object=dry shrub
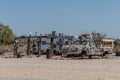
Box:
[113,45,120,53]
[0,45,13,53]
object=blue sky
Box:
[0,0,120,38]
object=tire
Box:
[81,51,86,59]
[104,51,109,58]
[89,55,92,59]
[79,53,83,59]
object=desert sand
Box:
[0,55,120,80]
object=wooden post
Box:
[37,37,41,57]
[27,36,30,55]
[51,37,54,50]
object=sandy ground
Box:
[0,55,120,80]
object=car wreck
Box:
[62,34,107,59]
